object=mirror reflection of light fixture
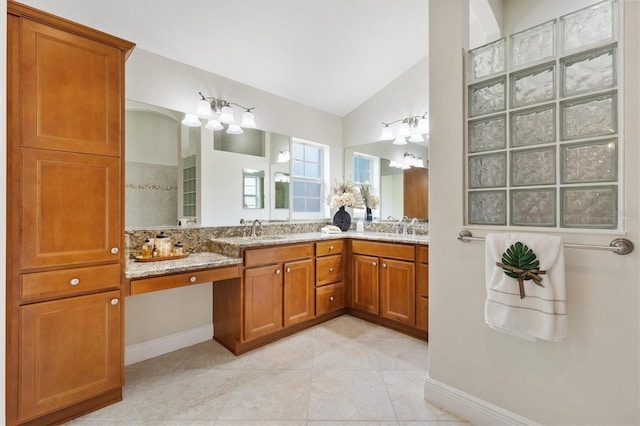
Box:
[389,152,425,169]
[277,149,291,163]
[379,112,429,143]
[182,92,257,134]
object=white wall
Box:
[1,0,7,422]
[427,1,639,424]
[343,58,428,149]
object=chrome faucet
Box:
[250,219,262,238]
[409,218,418,238]
[397,215,409,237]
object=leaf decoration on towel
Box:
[501,242,539,279]
[497,242,546,299]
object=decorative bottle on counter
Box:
[141,237,153,258]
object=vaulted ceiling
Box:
[19,0,429,117]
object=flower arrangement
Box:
[326,180,358,209]
[359,183,380,209]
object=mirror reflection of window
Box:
[292,140,324,214]
[243,169,265,209]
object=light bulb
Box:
[196,100,213,119]
[379,126,394,141]
[241,111,256,128]
[181,113,202,127]
[219,105,235,123]
[205,119,223,130]
[227,123,243,134]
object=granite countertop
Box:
[125,252,242,279]
[210,231,429,257]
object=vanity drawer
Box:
[244,243,313,268]
[316,282,345,316]
[315,240,344,257]
[351,240,415,261]
[129,265,240,295]
[20,264,120,302]
[316,254,344,286]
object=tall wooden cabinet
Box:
[7,2,134,424]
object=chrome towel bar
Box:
[458,230,634,256]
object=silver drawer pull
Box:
[276,269,281,275]
[329,267,334,272]
[110,298,119,305]
[329,296,334,302]
[190,276,197,283]
[372,261,377,266]
[110,247,119,254]
[286,267,291,273]
[329,246,334,251]
[69,278,80,286]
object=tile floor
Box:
[70,315,468,425]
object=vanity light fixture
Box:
[182,92,257,134]
[379,113,429,145]
[277,149,291,163]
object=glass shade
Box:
[277,150,290,163]
[408,133,424,143]
[196,100,213,119]
[393,136,407,145]
[397,122,411,137]
[380,126,394,141]
[205,119,223,130]
[417,117,429,134]
[181,113,202,127]
[241,111,256,128]
[219,105,236,123]
[226,123,243,134]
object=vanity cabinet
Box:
[243,243,315,341]
[416,246,429,332]
[349,240,417,331]
[315,240,345,316]
[7,2,134,424]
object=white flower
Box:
[329,192,356,208]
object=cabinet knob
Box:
[329,296,334,302]
[286,267,291,273]
[110,298,119,305]
[329,246,334,251]
[276,269,281,275]
[110,247,119,254]
[190,276,197,283]
[329,267,334,272]
[69,278,80,286]
[383,263,387,268]
[372,261,377,267]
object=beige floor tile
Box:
[178,340,250,370]
[218,369,311,420]
[244,333,314,370]
[312,337,379,370]
[364,337,428,371]
[126,368,240,421]
[312,315,370,340]
[383,371,464,422]
[308,370,396,421]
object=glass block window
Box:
[466,0,620,230]
[291,140,324,213]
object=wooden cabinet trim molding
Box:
[129,265,240,295]
[351,240,415,261]
[244,243,314,268]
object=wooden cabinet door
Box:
[351,254,379,314]
[19,19,123,156]
[380,258,416,326]
[283,258,315,327]
[243,265,283,341]
[416,262,429,331]
[18,290,122,422]
[20,148,121,270]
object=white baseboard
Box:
[424,376,538,425]
[125,324,214,366]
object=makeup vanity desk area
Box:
[124,232,429,355]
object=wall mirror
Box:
[344,141,429,221]
[243,169,265,209]
[125,100,294,227]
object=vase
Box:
[332,206,351,231]
[365,207,372,222]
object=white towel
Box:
[485,233,567,342]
